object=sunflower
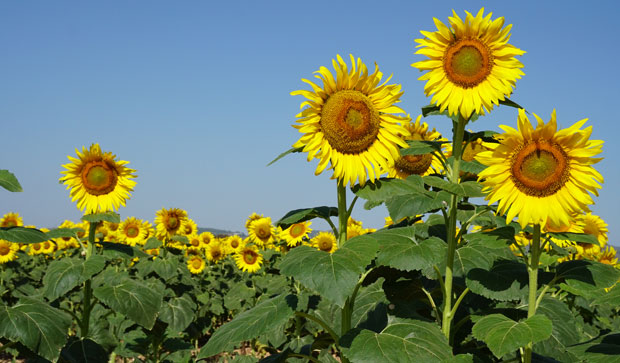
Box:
[187,255,206,274]
[187,234,203,249]
[580,213,608,245]
[386,115,446,178]
[245,212,263,229]
[281,221,312,247]
[141,220,155,240]
[180,218,198,236]
[0,212,23,228]
[0,239,19,263]
[206,241,226,263]
[155,208,188,240]
[412,8,525,119]
[248,217,276,247]
[234,245,264,273]
[57,220,81,249]
[311,232,338,253]
[292,54,411,187]
[60,144,136,213]
[225,235,245,254]
[199,231,215,247]
[119,217,147,246]
[476,109,603,228]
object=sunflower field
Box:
[1,7,620,363]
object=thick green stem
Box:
[441,115,467,338]
[80,221,98,338]
[524,224,542,363]
[295,312,339,343]
[337,182,347,247]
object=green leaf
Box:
[360,226,444,272]
[100,242,150,260]
[267,146,303,166]
[152,257,179,280]
[447,157,487,175]
[547,232,600,245]
[472,314,553,359]
[45,227,84,239]
[567,333,620,363]
[420,104,480,122]
[276,206,338,228]
[499,98,525,110]
[463,226,516,248]
[279,237,379,308]
[143,237,163,250]
[351,278,388,332]
[81,212,120,224]
[0,297,72,361]
[160,295,197,333]
[593,283,620,306]
[42,255,106,300]
[386,190,451,222]
[344,318,453,362]
[0,169,23,192]
[400,140,445,156]
[423,176,486,197]
[0,226,48,244]
[60,338,109,363]
[442,355,474,363]
[352,175,427,205]
[466,260,529,301]
[533,297,581,362]
[556,260,620,292]
[197,294,297,359]
[93,277,163,329]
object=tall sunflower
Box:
[292,54,411,186]
[386,115,446,179]
[412,8,525,119]
[476,109,603,228]
[60,144,136,213]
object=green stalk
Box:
[524,224,541,363]
[337,182,347,247]
[441,115,467,338]
[80,221,98,338]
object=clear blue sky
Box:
[2,1,619,245]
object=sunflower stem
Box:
[524,224,541,363]
[337,182,347,247]
[441,114,467,339]
[79,221,98,338]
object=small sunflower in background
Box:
[187,234,203,250]
[234,245,263,273]
[60,144,136,213]
[225,235,245,254]
[412,8,525,119]
[281,221,312,247]
[187,255,206,274]
[291,54,410,187]
[0,239,19,263]
[180,218,198,236]
[199,231,215,247]
[311,232,338,253]
[0,212,23,228]
[386,115,446,179]
[477,109,603,229]
[205,241,225,264]
[119,217,147,246]
[580,212,608,245]
[245,212,263,229]
[248,217,276,247]
[155,207,188,240]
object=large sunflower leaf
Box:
[472,314,553,359]
[351,278,388,333]
[0,169,22,192]
[45,227,84,239]
[100,242,150,260]
[352,175,427,205]
[400,140,445,155]
[386,190,451,222]
[532,297,581,362]
[423,176,486,198]
[363,226,444,272]
[466,260,529,301]
[279,237,379,308]
[151,257,179,281]
[81,212,120,224]
[344,318,453,362]
[548,232,599,245]
[0,297,72,362]
[447,157,487,175]
[93,276,163,329]
[42,255,106,301]
[59,338,109,363]
[197,294,297,359]
[593,283,620,306]
[159,294,197,333]
[0,226,48,244]
[567,333,620,363]
[556,260,620,293]
[276,206,338,228]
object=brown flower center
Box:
[191,258,203,269]
[243,250,258,264]
[289,223,305,238]
[444,39,492,88]
[80,161,118,196]
[125,226,139,238]
[318,237,333,252]
[511,140,570,197]
[395,154,433,176]
[320,90,380,154]
[0,244,10,256]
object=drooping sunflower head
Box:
[60,144,137,214]
[292,54,411,186]
[119,217,147,246]
[155,208,188,240]
[234,245,264,273]
[248,217,275,247]
[387,115,446,179]
[412,8,525,118]
[281,221,312,247]
[0,212,23,228]
[187,255,206,274]
[311,231,338,253]
[477,109,604,228]
[0,239,19,264]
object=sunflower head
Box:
[292,54,411,186]
[281,221,312,247]
[0,239,19,264]
[248,217,275,247]
[412,8,525,118]
[119,217,147,246]
[60,144,136,214]
[187,255,206,274]
[0,212,23,228]
[477,109,603,228]
[311,231,338,253]
[155,208,188,240]
[234,245,264,273]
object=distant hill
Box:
[197,227,246,237]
